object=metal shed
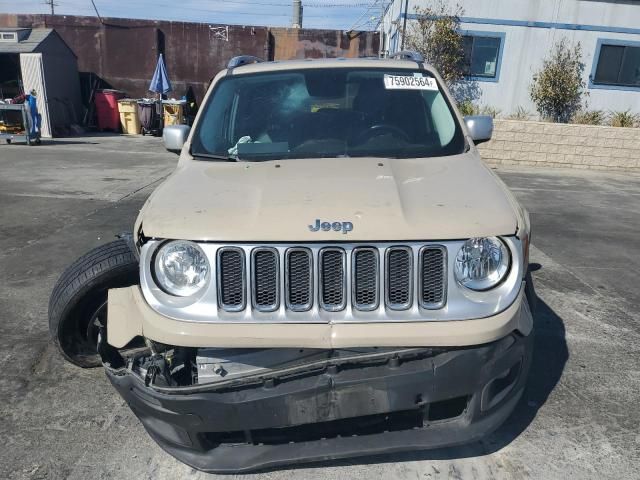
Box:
[0,28,82,138]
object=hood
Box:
[139,153,519,242]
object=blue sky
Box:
[0,0,385,30]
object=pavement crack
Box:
[116,174,169,202]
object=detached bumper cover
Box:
[106,327,533,473]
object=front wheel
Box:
[49,239,139,367]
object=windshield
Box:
[191,68,466,160]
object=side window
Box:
[463,35,502,78]
[594,43,640,87]
[423,91,455,147]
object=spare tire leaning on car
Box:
[49,236,139,368]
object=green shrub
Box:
[457,100,478,116]
[508,106,531,120]
[456,102,501,118]
[571,109,606,125]
[479,105,501,119]
[609,110,639,128]
[405,1,465,87]
[530,38,586,123]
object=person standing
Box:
[26,89,41,137]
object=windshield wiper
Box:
[191,152,239,161]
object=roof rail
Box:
[390,51,424,63]
[227,55,264,69]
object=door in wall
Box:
[19,53,52,138]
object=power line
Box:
[65,0,374,9]
[89,0,102,23]
[12,0,378,29]
[43,0,58,15]
[91,0,363,18]
[348,0,386,31]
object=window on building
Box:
[463,35,501,78]
[0,32,17,42]
[390,32,398,55]
[594,43,640,87]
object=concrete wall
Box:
[479,120,640,170]
[271,28,379,60]
[0,14,379,104]
[0,14,269,103]
[381,0,640,115]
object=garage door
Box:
[19,53,52,138]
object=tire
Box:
[49,239,139,368]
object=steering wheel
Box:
[355,124,411,145]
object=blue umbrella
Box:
[149,53,172,95]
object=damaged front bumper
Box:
[106,284,533,349]
[105,328,533,473]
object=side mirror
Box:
[464,115,493,145]
[163,125,191,154]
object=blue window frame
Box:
[460,30,505,83]
[390,31,398,54]
[590,38,640,91]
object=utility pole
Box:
[292,0,303,28]
[44,0,58,15]
[400,0,409,50]
[380,0,387,57]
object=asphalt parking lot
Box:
[1,135,639,479]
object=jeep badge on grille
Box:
[308,219,353,234]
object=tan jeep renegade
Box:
[49,53,535,473]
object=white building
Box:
[381,0,640,115]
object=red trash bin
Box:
[94,89,125,131]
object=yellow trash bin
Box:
[118,99,141,135]
[163,101,185,126]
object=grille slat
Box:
[252,249,279,312]
[286,249,313,312]
[386,247,413,310]
[420,246,447,309]
[319,248,346,311]
[353,248,379,311]
[217,248,246,311]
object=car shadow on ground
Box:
[270,265,569,472]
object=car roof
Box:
[227,57,435,75]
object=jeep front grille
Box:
[212,244,447,314]
[141,238,523,324]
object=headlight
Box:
[153,240,210,296]
[454,237,510,291]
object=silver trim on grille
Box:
[251,247,280,312]
[418,245,447,310]
[216,247,246,312]
[318,247,347,312]
[385,246,413,311]
[352,247,379,311]
[285,247,314,312]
